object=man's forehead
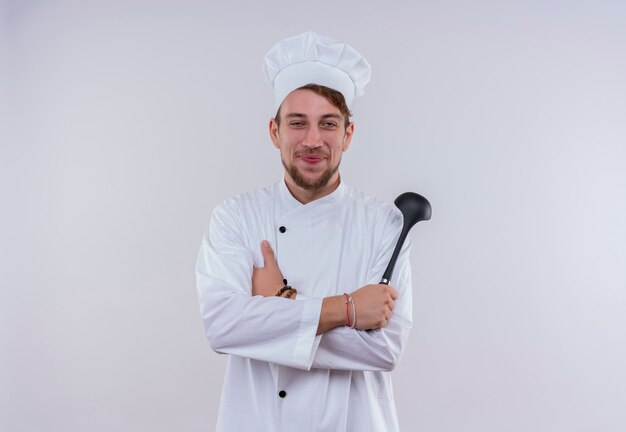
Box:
[280,90,342,116]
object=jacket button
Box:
[279,226,286,233]
[278,390,287,398]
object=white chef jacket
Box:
[196,179,413,432]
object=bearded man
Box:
[196,31,413,432]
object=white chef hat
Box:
[263,31,371,108]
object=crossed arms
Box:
[196,199,413,371]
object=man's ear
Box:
[342,122,355,152]
[269,118,280,149]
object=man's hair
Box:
[274,83,353,129]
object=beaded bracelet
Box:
[276,286,292,296]
[283,288,297,299]
[275,286,297,299]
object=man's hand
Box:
[350,284,398,330]
[317,284,399,334]
[252,240,285,297]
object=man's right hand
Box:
[350,284,398,330]
[252,240,285,297]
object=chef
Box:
[196,31,413,432]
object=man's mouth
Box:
[298,154,326,164]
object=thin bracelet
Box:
[343,293,351,327]
[343,293,354,328]
[349,294,357,329]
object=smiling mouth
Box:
[297,152,328,164]
[299,155,325,164]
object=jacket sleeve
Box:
[196,199,324,370]
[310,207,414,372]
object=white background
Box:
[2,0,625,431]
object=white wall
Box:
[3,1,625,431]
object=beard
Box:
[282,156,340,191]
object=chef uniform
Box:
[196,32,413,432]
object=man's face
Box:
[269,89,354,192]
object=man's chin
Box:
[289,169,333,191]
[294,177,326,191]
[283,159,340,192]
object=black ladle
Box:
[380,192,432,285]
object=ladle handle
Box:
[379,223,411,285]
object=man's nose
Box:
[302,127,323,148]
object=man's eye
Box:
[321,122,338,129]
[289,122,306,128]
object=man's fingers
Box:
[260,240,277,268]
[388,286,399,300]
[377,284,399,300]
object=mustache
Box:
[295,150,329,157]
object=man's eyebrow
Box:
[320,114,342,120]
[283,113,342,120]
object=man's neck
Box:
[284,174,341,205]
